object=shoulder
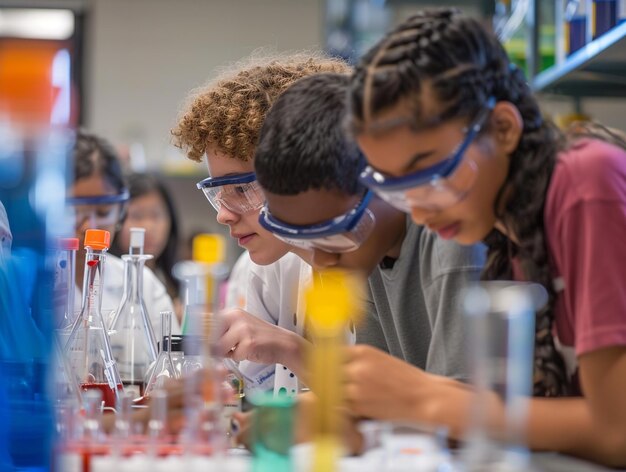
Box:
[550,138,626,209]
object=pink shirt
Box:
[544,138,626,365]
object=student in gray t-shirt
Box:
[252,72,485,386]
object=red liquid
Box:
[80,382,123,409]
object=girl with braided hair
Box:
[345,8,626,466]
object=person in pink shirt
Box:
[344,8,626,467]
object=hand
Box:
[217,308,307,372]
[343,345,439,422]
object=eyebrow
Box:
[402,150,436,173]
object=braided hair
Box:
[349,8,570,397]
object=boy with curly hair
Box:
[172,52,350,396]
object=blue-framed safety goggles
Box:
[258,190,376,253]
[196,172,265,214]
[359,97,496,212]
[65,190,129,227]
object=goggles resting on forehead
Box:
[359,97,496,212]
[196,172,264,214]
[258,190,376,253]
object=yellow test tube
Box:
[306,268,363,472]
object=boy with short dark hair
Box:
[254,72,486,380]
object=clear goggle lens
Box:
[200,180,265,214]
[65,204,123,228]
[374,157,477,212]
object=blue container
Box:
[567,16,588,54]
[593,0,617,38]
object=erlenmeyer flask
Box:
[65,229,123,408]
[109,227,158,399]
[143,311,177,398]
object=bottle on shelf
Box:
[64,229,123,409]
[565,0,589,55]
[592,0,617,39]
[108,227,158,399]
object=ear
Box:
[490,101,523,155]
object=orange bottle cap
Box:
[84,229,110,250]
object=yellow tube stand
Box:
[306,269,362,472]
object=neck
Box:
[384,215,406,259]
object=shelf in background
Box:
[532,21,626,97]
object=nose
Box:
[311,249,340,269]
[216,204,240,226]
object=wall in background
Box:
[85,0,324,265]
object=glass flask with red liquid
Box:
[65,229,123,409]
[109,227,158,400]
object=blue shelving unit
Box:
[532,20,626,97]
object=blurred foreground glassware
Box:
[306,268,363,472]
[251,391,295,472]
[174,233,229,457]
[461,281,547,472]
[54,237,79,330]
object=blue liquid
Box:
[594,0,617,38]
[568,16,587,54]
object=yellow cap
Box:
[192,233,225,264]
[306,268,363,332]
[84,229,111,250]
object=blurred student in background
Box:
[111,172,182,322]
[66,131,179,335]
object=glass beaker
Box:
[109,227,158,399]
[65,229,123,409]
[461,281,547,472]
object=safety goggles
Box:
[65,191,129,227]
[258,190,376,253]
[196,172,264,214]
[359,97,495,212]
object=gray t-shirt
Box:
[357,218,486,381]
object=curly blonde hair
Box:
[171,51,350,162]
